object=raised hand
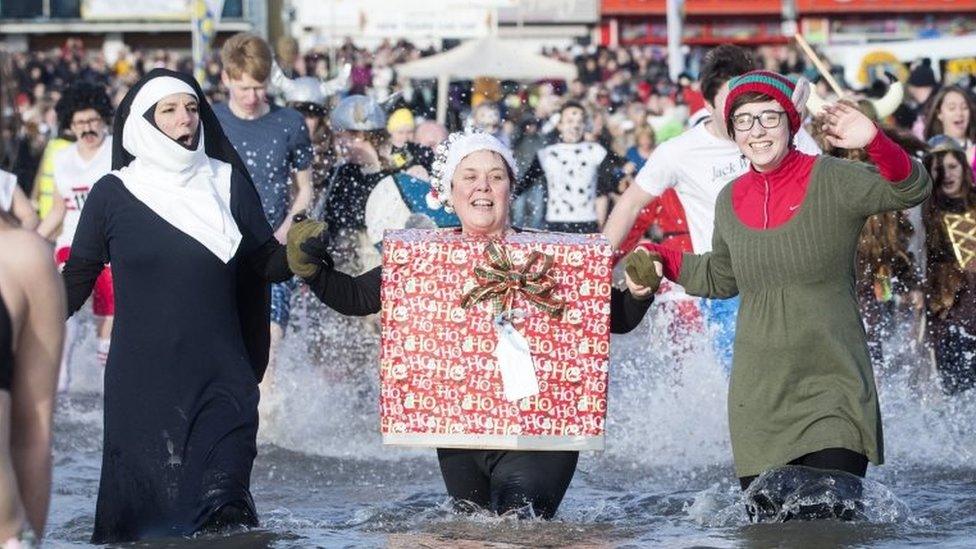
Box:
[820,102,879,150]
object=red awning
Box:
[602,0,784,16]
[796,0,976,13]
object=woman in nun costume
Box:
[62,69,318,543]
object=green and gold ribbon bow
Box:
[460,241,565,318]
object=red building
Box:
[600,0,976,46]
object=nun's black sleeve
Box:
[62,176,113,317]
[63,258,104,318]
[306,265,382,316]
[245,240,291,283]
[609,287,653,334]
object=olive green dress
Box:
[679,156,931,477]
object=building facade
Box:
[600,0,976,46]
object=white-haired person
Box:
[287,130,657,519]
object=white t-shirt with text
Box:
[634,121,820,253]
[52,136,113,249]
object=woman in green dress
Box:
[628,71,931,504]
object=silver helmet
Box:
[330,94,387,131]
[270,61,350,106]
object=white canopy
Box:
[397,36,578,81]
[822,35,976,87]
[396,37,578,123]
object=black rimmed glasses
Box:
[732,110,786,132]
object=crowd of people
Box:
[0,30,973,544]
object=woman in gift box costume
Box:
[287,130,656,519]
[922,135,976,395]
[60,69,321,542]
[633,71,931,503]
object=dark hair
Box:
[921,146,976,313]
[924,148,976,209]
[699,45,755,106]
[55,81,113,131]
[559,100,586,118]
[725,91,773,135]
[923,85,976,142]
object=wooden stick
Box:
[794,32,844,97]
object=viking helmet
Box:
[270,61,351,106]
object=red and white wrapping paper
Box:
[379,229,613,450]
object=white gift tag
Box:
[494,315,540,402]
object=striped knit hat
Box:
[724,70,801,135]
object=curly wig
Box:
[55,81,113,131]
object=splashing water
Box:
[48,294,976,547]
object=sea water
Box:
[47,291,976,547]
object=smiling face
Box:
[558,106,586,144]
[731,99,791,172]
[937,91,972,141]
[153,93,200,147]
[450,150,511,238]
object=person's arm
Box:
[245,238,292,283]
[275,114,316,243]
[609,286,653,333]
[674,221,738,299]
[821,104,932,216]
[10,185,38,230]
[603,183,656,250]
[287,227,383,315]
[62,256,102,317]
[275,167,313,244]
[514,156,545,197]
[602,143,676,250]
[636,213,736,299]
[60,178,112,316]
[595,152,618,230]
[10,233,65,538]
[305,265,383,316]
[595,195,609,230]
[35,187,65,240]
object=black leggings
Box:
[436,449,579,519]
[739,447,868,490]
[934,324,976,395]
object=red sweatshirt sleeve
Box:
[866,127,913,183]
[638,242,683,282]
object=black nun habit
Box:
[61,68,291,543]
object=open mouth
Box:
[176,133,195,147]
[749,141,773,153]
[470,198,494,210]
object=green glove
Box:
[286,218,328,279]
[624,248,662,292]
